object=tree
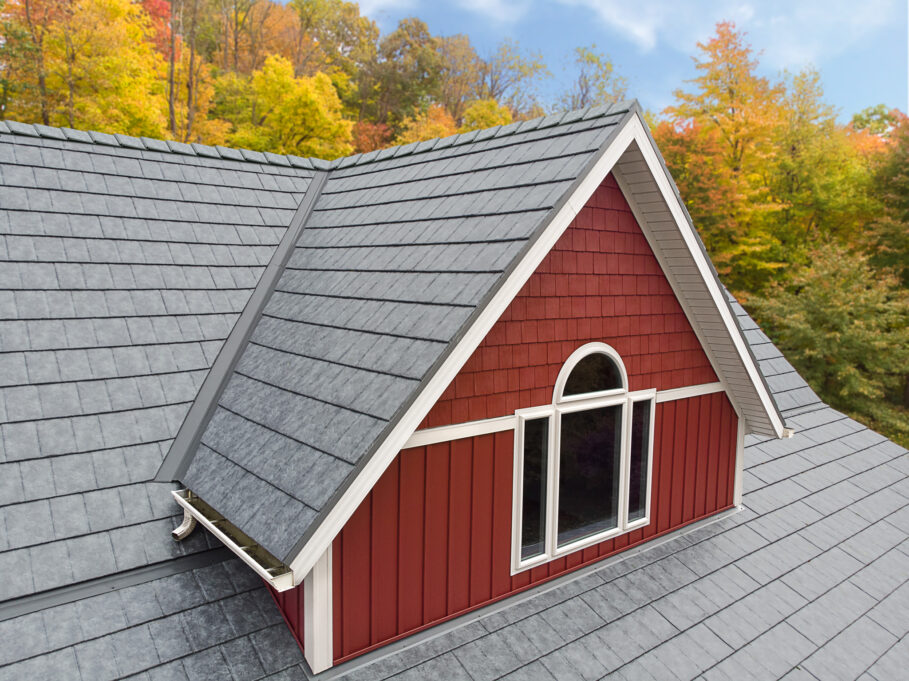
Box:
[219,54,352,158]
[867,111,909,287]
[437,33,480,123]
[5,0,169,136]
[291,0,377,80]
[1,0,66,124]
[476,38,547,116]
[357,17,442,132]
[460,98,511,132]
[351,119,391,153]
[753,245,909,444]
[557,45,626,111]
[394,103,456,145]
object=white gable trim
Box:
[287,110,783,583]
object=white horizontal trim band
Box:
[403,415,517,448]
[403,382,725,448]
[654,382,724,403]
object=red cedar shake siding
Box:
[276,174,739,663]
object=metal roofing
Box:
[168,103,638,563]
[0,125,315,601]
[1,114,905,681]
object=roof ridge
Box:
[0,118,326,171]
[0,99,636,173]
[328,99,636,170]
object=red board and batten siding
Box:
[273,173,740,663]
[333,393,737,662]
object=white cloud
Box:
[357,0,417,20]
[455,0,531,24]
[559,0,898,69]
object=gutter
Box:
[171,489,295,591]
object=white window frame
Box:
[511,344,657,574]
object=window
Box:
[512,343,656,572]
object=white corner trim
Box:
[288,113,639,582]
[621,115,785,439]
[171,490,294,591]
[304,545,333,674]
[733,417,745,507]
[402,415,517,449]
[654,382,724,403]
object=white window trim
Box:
[511,346,657,575]
[553,342,629,403]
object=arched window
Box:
[513,343,656,572]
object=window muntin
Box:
[513,344,656,572]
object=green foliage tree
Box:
[867,112,909,287]
[357,17,442,133]
[753,245,909,444]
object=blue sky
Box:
[358,0,908,120]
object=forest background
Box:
[1,0,907,445]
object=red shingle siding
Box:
[419,174,717,430]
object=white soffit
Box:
[287,110,784,583]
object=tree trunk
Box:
[185,0,198,141]
[22,0,50,125]
[167,0,178,135]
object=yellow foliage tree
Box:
[23,0,170,136]
[223,54,352,158]
[394,104,457,145]
[460,98,512,132]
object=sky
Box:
[357,0,908,120]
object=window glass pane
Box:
[521,417,549,560]
[628,400,652,523]
[563,353,622,396]
[557,405,622,546]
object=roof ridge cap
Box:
[0,118,320,170]
[328,99,638,170]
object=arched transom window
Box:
[513,343,656,572]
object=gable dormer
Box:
[155,103,787,673]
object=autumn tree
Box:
[475,38,547,116]
[217,54,351,158]
[558,45,626,111]
[394,103,456,145]
[437,33,480,123]
[460,98,511,132]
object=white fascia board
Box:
[621,114,785,438]
[288,110,783,582]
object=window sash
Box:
[512,389,656,574]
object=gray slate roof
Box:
[0,123,315,601]
[175,104,634,561]
[1,116,906,681]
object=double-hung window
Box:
[512,343,656,572]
